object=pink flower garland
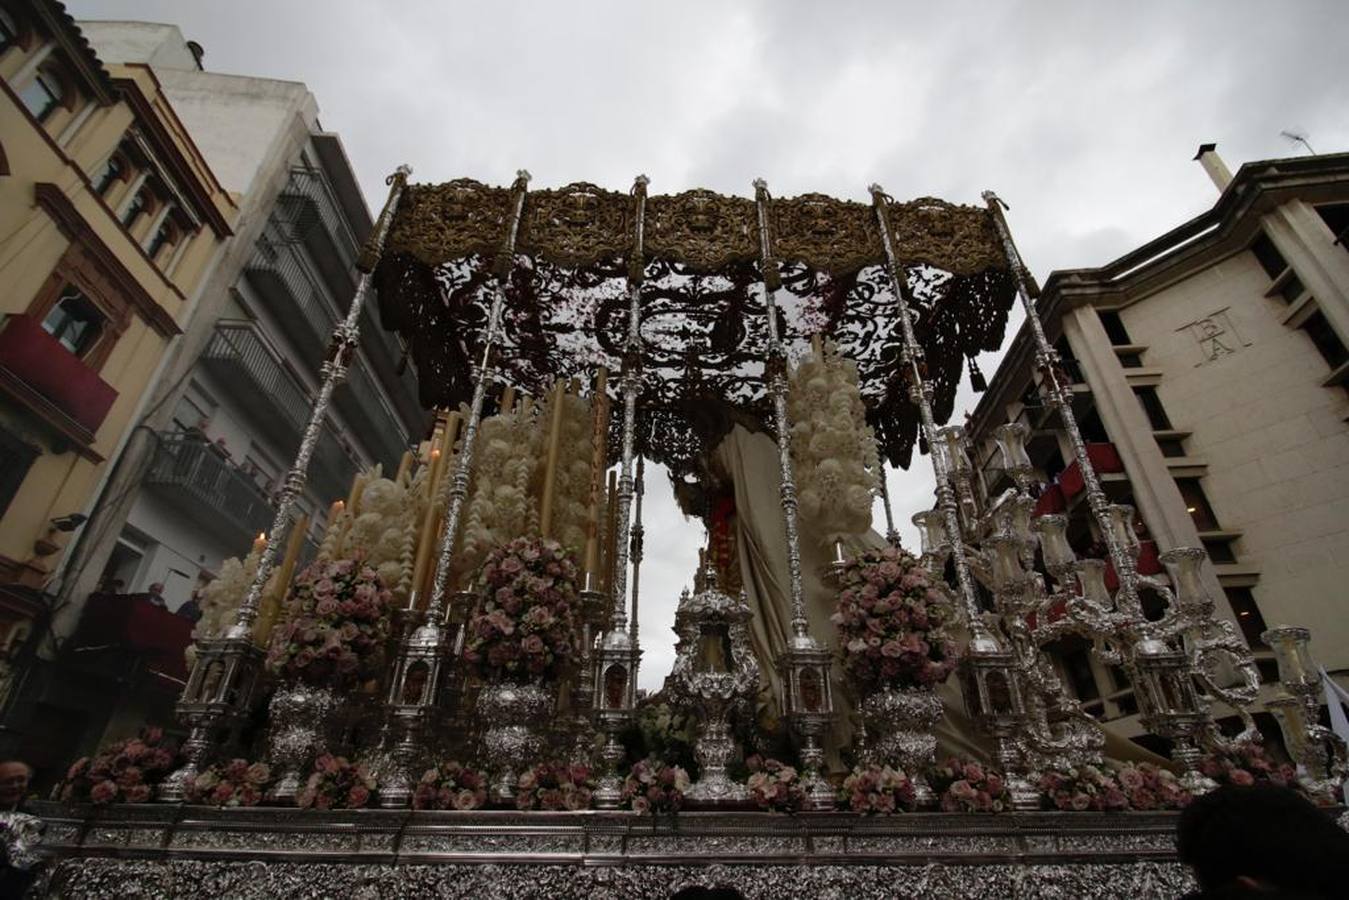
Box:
[515,760,594,811]
[831,546,958,692]
[929,757,1011,813]
[621,758,689,814]
[745,755,806,813]
[57,727,177,805]
[266,552,397,689]
[296,754,376,810]
[185,759,272,807]
[841,764,917,814]
[412,761,488,811]
[1038,764,1129,812]
[464,537,581,682]
[1114,762,1191,811]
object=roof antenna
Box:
[1279,129,1316,155]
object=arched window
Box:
[94,153,126,196]
[40,284,104,357]
[121,189,151,228]
[147,218,178,260]
[19,66,64,123]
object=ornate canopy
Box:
[373,178,1015,475]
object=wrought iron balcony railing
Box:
[143,432,276,550]
[199,325,311,448]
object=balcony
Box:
[0,315,118,459]
[277,167,357,298]
[1059,443,1126,498]
[143,432,276,551]
[199,325,310,448]
[244,237,335,364]
[70,593,193,681]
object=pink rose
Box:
[1229,769,1255,786]
[348,785,371,808]
[89,780,118,804]
[454,789,480,810]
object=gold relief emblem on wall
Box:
[887,197,1007,275]
[645,189,757,271]
[770,193,882,273]
[384,178,514,265]
[519,182,630,268]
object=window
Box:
[1201,537,1237,564]
[0,6,18,53]
[1156,436,1187,458]
[147,220,176,260]
[1223,587,1268,647]
[1315,203,1349,249]
[40,285,104,357]
[172,381,215,434]
[1133,386,1172,431]
[1250,233,1288,279]
[1117,351,1144,368]
[0,426,38,518]
[1276,274,1305,305]
[94,154,125,196]
[1098,310,1132,346]
[121,190,150,229]
[19,67,63,123]
[1077,408,1110,443]
[1175,477,1220,532]
[1300,310,1348,370]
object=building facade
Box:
[967,148,1349,747]
[0,0,236,754]
[0,16,425,772]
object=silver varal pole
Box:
[982,192,1141,617]
[592,175,648,808]
[868,184,999,653]
[753,178,835,810]
[423,170,532,627]
[228,164,412,639]
[629,454,645,644]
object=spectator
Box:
[1177,783,1349,897]
[0,759,42,896]
[177,590,203,624]
[145,582,167,609]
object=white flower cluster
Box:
[531,389,596,560]
[787,342,881,543]
[343,472,415,597]
[458,405,542,578]
[185,550,270,668]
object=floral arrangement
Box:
[265,552,397,689]
[463,537,580,682]
[184,759,272,807]
[841,764,917,814]
[412,760,488,811]
[57,726,176,805]
[296,754,376,810]
[788,341,881,543]
[621,758,689,814]
[1113,762,1191,810]
[745,755,805,813]
[831,545,959,692]
[928,757,1010,813]
[1198,741,1296,789]
[515,760,594,811]
[1038,764,1128,812]
[186,550,262,669]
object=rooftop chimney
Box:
[1193,143,1232,192]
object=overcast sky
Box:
[72,0,1347,689]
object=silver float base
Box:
[26,801,1207,898]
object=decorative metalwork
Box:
[477,681,552,804]
[857,687,944,806]
[264,683,341,803]
[591,175,649,809]
[379,170,532,808]
[374,177,1016,477]
[670,573,760,803]
[1262,626,1349,798]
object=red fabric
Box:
[1058,443,1125,498]
[1103,541,1160,592]
[0,315,118,435]
[72,593,193,680]
[1033,484,1065,516]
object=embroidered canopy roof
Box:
[373,178,1016,476]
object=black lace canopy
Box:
[373,179,1015,477]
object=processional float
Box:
[159,161,1345,810]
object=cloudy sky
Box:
[72,0,1347,688]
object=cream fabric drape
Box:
[710,424,1164,770]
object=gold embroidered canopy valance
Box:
[374,178,1016,475]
